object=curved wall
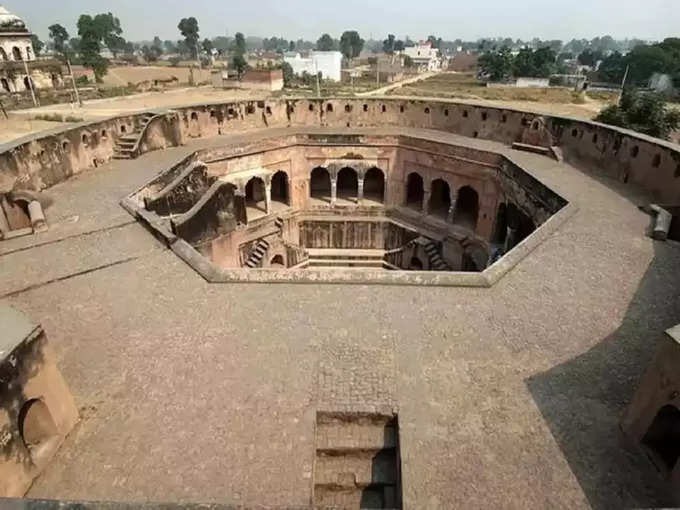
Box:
[2,97,679,204]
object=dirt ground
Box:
[101,66,214,88]
[0,115,69,144]
[389,72,617,119]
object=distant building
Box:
[0,6,63,94]
[212,69,284,92]
[283,51,342,82]
[403,42,442,72]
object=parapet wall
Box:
[2,97,679,204]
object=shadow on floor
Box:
[527,240,680,509]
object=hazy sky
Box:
[4,0,679,43]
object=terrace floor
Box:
[2,127,680,509]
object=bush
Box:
[595,89,680,140]
[169,57,181,67]
[75,75,89,86]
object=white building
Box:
[283,51,342,82]
[403,43,442,72]
[0,6,63,94]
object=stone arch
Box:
[364,167,385,203]
[429,178,451,219]
[271,170,289,206]
[506,203,536,247]
[270,254,285,267]
[642,405,680,471]
[19,399,59,463]
[12,46,22,60]
[409,256,424,270]
[0,47,7,61]
[23,76,33,91]
[26,46,32,60]
[1,77,9,92]
[337,167,358,202]
[245,176,266,213]
[454,185,479,229]
[310,167,331,202]
[406,172,424,210]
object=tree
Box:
[163,40,177,54]
[426,35,442,50]
[232,54,247,77]
[94,13,126,57]
[152,36,163,53]
[281,61,294,87]
[77,14,110,81]
[598,51,627,83]
[317,33,336,51]
[142,45,162,62]
[339,31,364,61]
[30,34,44,57]
[212,36,231,54]
[202,38,213,55]
[49,24,70,57]
[178,17,200,59]
[383,34,395,54]
[577,48,603,67]
[595,89,680,140]
[626,44,675,86]
[234,32,246,56]
[394,40,405,52]
[479,47,513,81]
[289,40,295,52]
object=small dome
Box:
[0,6,27,33]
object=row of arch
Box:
[310,167,385,203]
[0,45,31,62]
[405,172,480,228]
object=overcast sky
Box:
[4,0,679,43]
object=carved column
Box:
[265,182,272,215]
[448,191,458,223]
[422,188,431,215]
[504,226,517,252]
[357,177,365,205]
[330,178,338,207]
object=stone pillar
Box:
[331,178,338,207]
[265,182,272,215]
[0,202,9,237]
[28,200,47,233]
[422,189,431,215]
[504,226,517,253]
[357,177,365,205]
[447,193,457,223]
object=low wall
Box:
[1,97,679,205]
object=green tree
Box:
[316,33,336,51]
[598,51,627,83]
[152,36,163,53]
[289,40,295,52]
[339,30,364,61]
[595,89,680,140]
[383,34,395,54]
[30,34,44,57]
[234,32,246,56]
[577,48,602,67]
[48,24,70,57]
[77,14,110,81]
[178,17,200,59]
[281,61,294,87]
[394,40,405,52]
[232,54,248,77]
[426,35,442,50]
[202,38,213,54]
[94,13,126,57]
[626,44,675,86]
[163,40,177,54]
[479,47,513,81]
[142,45,162,62]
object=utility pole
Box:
[66,55,82,107]
[618,65,630,107]
[22,57,38,107]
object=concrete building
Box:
[0,6,63,94]
[403,42,442,72]
[284,51,342,82]
[212,69,284,91]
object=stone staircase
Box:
[423,240,450,271]
[274,216,284,232]
[244,239,270,268]
[113,112,156,160]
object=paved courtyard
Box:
[2,128,680,509]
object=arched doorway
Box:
[507,203,536,247]
[245,177,266,216]
[23,76,33,92]
[271,171,289,207]
[429,179,451,219]
[310,167,331,203]
[1,78,9,92]
[406,173,424,210]
[642,405,680,471]
[19,399,59,465]
[0,48,7,61]
[409,256,424,270]
[12,46,22,61]
[270,254,285,268]
[364,167,385,204]
[454,186,479,230]
[337,167,358,203]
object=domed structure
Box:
[0,6,28,33]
